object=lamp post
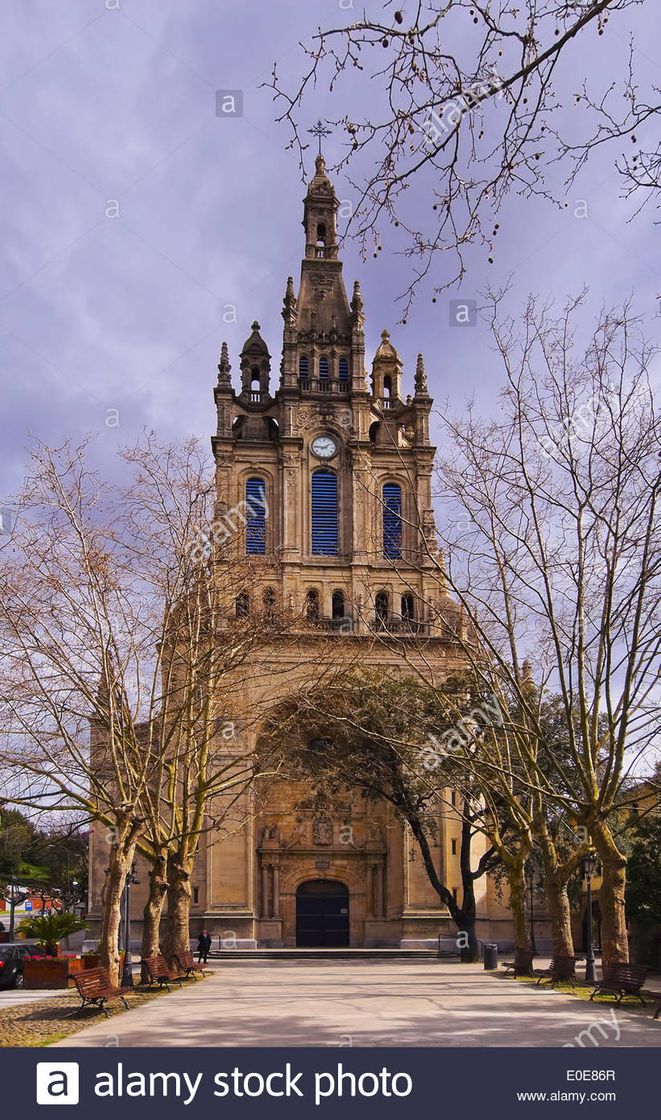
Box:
[121,862,139,989]
[581,850,597,984]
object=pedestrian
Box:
[197,928,212,964]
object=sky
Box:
[1,0,659,503]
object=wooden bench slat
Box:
[590,963,649,1004]
[73,966,130,1018]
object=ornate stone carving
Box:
[260,824,279,844]
[296,405,319,433]
[312,814,333,846]
[282,820,308,848]
[367,820,384,843]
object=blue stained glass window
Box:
[311,470,338,555]
[383,482,402,559]
[339,357,349,380]
[245,477,266,555]
[299,355,309,377]
[318,355,329,379]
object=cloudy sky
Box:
[1,0,659,501]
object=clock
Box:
[311,434,338,460]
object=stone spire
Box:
[350,280,365,328]
[218,341,232,387]
[414,353,429,396]
[282,276,297,326]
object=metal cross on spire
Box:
[308,119,332,157]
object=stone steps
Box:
[210,948,449,960]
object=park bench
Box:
[534,956,577,988]
[73,967,130,1018]
[590,963,649,1005]
[142,954,185,991]
[503,949,535,978]
[171,950,208,980]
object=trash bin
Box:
[483,943,499,970]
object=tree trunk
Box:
[454,909,479,963]
[99,841,134,988]
[591,819,629,967]
[140,853,169,983]
[534,815,576,958]
[544,875,574,957]
[508,856,531,952]
[163,854,192,967]
[458,813,478,962]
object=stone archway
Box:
[295,879,349,947]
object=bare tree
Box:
[417,292,660,966]
[268,1,650,310]
[0,435,283,984]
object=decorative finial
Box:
[351,280,365,327]
[381,329,390,341]
[282,276,297,325]
[308,118,332,157]
[218,341,231,386]
[251,320,260,332]
[415,353,429,396]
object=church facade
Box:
[192,155,515,949]
[89,157,517,949]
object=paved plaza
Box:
[52,960,661,1048]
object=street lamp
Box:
[121,862,139,989]
[581,850,598,984]
[7,876,27,941]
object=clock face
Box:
[311,434,338,460]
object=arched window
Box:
[245,477,267,555]
[235,592,249,618]
[311,470,338,556]
[316,223,326,245]
[251,366,261,391]
[263,587,276,619]
[401,593,415,622]
[338,356,349,381]
[383,375,393,399]
[305,589,320,621]
[383,482,402,559]
[318,355,329,380]
[375,591,389,630]
[299,355,309,378]
[332,590,345,620]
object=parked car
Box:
[0,943,46,990]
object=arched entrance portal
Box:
[296,880,349,947]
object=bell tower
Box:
[211,155,448,636]
[203,153,481,956]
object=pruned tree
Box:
[0,434,283,984]
[381,290,660,966]
[268,1,652,310]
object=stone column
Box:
[261,863,270,918]
[376,862,385,919]
[272,865,280,919]
[367,864,375,918]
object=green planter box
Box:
[23,958,70,989]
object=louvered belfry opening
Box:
[383,482,402,559]
[245,477,267,554]
[311,470,338,555]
